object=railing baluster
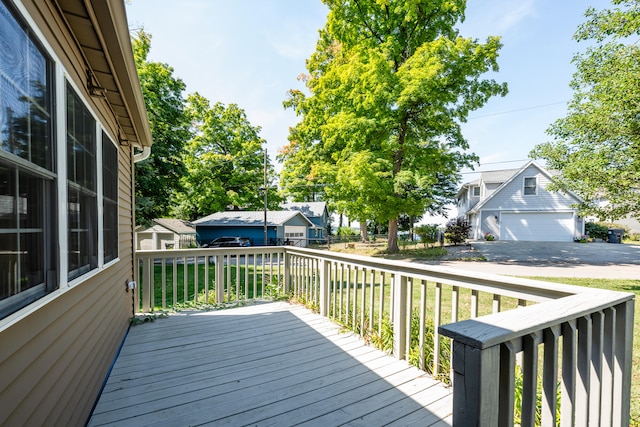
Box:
[193,255,199,303]
[561,320,577,426]
[183,256,188,303]
[614,300,634,425]
[172,257,178,306]
[576,316,592,426]
[419,280,427,371]
[161,257,166,309]
[452,285,459,323]
[369,269,375,334]
[499,340,518,426]
[434,282,442,376]
[393,274,407,360]
[590,311,604,424]
[378,271,385,338]
[142,256,150,312]
[542,325,560,427]
[601,307,615,426]
[330,261,337,319]
[522,332,542,427]
[352,266,358,330]
[471,289,479,318]
[204,256,209,303]
[360,267,367,334]
[493,293,501,314]
[405,277,413,360]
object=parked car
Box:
[202,237,251,248]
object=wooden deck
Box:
[88,301,452,426]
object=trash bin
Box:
[607,228,624,244]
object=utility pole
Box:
[263,149,268,246]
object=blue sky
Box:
[125,0,610,182]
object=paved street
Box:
[427,241,640,279]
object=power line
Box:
[467,101,567,120]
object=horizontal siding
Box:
[482,164,579,212]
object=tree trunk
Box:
[360,221,368,243]
[387,217,399,253]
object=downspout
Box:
[133,146,151,163]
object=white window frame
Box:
[1,0,121,319]
[472,186,480,197]
[523,176,538,196]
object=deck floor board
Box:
[88,301,452,426]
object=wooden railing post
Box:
[318,258,329,317]
[614,299,634,425]
[450,341,500,426]
[393,274,407,360]
[215,255,224,303]
[142,256,151,313]
[283,251,291,294]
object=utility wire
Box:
[467,101,567,120]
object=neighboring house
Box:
[281,201,329,244]
[193,210,314,247]
[457,161,584,242]
[0,1,152,425]
[136,218,196,250]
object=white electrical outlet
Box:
[127,281,136,290]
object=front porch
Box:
[88,301,452,426]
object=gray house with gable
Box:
[457,161,584,242]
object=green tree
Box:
[531,1,640,221]
[282,0,507,252]
[133,30,190,226]
[173,94,282,220]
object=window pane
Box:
[0,1,53,170]
[103,134,118,262]
[0,0,56,319]
[67,84,97,279]
[68,186,97,279]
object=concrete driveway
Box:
[435,241,640,279]
[470,240,640,265]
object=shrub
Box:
[444,217,471,245]
[585,221,630,240]
[585,222,609,239]
[415,224,439,247]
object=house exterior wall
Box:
[480,210,501,239]
[480,165,578,212]
[0,1,143,425]
[196,226,278,246]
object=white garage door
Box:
[284,226,307,247]
[500,212,575,242]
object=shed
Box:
[193,211,314,246]
[136,219,196,250]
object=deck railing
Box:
[135,246,634,426]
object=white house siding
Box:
[477,165,582,241]
[479,210,501,239]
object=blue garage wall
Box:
[196,226,279,246]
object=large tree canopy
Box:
[173,94,281,220]
[531,0,640,221]
[133,30,190,226]
[281,0,507,252]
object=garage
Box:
[500,212,575,242]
